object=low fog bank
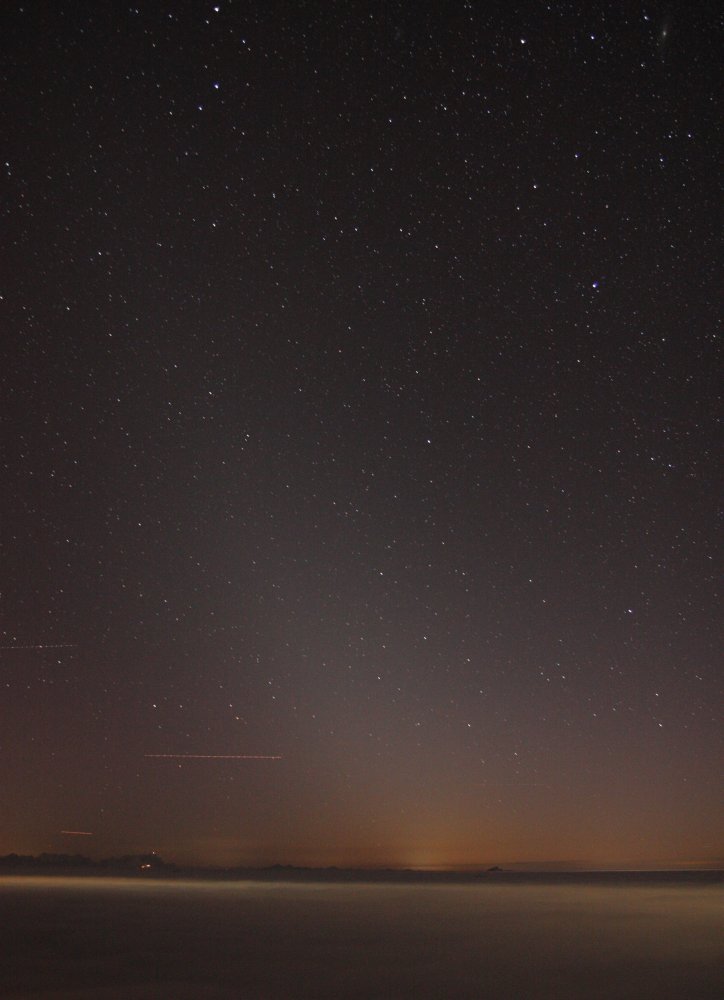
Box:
[1,878,722,999]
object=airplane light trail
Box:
[60,830,93,836]
[144,754,282,760]
[0,644,77,650]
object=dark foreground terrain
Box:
[1,874,722,999]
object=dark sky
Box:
[1,1,721,869]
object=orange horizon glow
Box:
[2,833,721,873]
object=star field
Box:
[1,1,721,869]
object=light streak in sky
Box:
[144,753,282,760]
[0,644,77,650]
[60,830,93,836]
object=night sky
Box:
[2,2,721,870]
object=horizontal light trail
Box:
[60,830,93,836]
[0,644,77,650]
[144,753,282,760]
